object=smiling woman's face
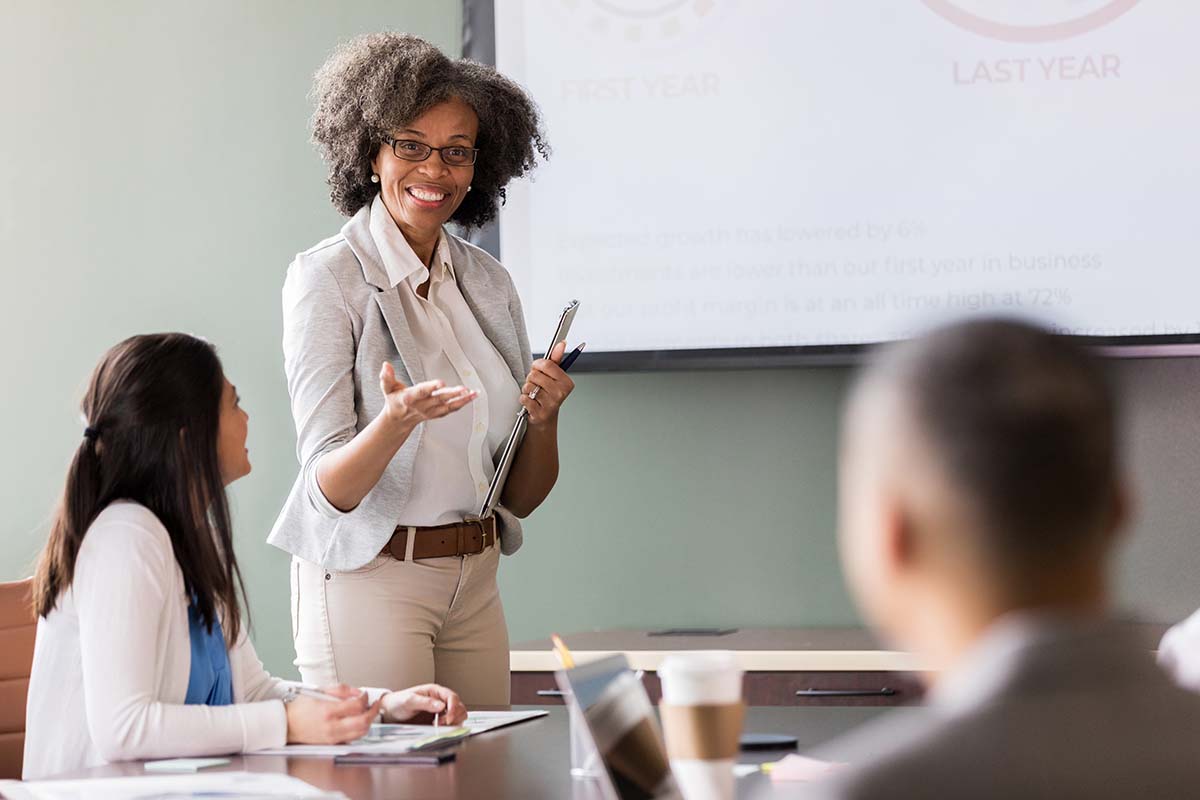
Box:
[372,97,479,247]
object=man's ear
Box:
[881,501,918,575]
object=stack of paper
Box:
[250,708,549,758]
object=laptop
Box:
[555,655,681,800]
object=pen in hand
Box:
[560,342,585,371]
[285,685,347,703]
[529,342,586,401]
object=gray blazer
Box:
[267,203,533,571]
[778,619,1200,800]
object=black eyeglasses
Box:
[384,137,479,167]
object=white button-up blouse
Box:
[364,195,522,526]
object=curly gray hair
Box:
[310,32,548,226]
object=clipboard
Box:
[476,299,579,520]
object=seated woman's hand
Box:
[285,684,382,744]
[381,683,468,725]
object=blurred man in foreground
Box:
[792,319,1200,799]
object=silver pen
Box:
[285,685,344,703]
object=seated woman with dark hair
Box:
[22,333,466,780]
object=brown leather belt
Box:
[382,517,497,561]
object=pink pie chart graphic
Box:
[922,0,1141,43]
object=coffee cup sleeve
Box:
[660,702,746,760]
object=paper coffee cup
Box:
[668,760,735,800]
[658,653,745,800]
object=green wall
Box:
[0,0,463,677]
[5,2,1200,680]
[499,366,858,641]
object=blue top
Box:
[185,600,234,706]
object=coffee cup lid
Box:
[659,651,740,675]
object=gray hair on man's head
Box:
[848,317,1121,573]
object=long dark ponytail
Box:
[33,333,248,644]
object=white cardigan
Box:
[23,502,292,779]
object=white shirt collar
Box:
[368,194,454,289]
[928,610,1101,716]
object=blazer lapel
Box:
[453,242,527,385]
[340,205,425,385]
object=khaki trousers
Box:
[290,542,510,706]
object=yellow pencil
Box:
[551,633,575,669]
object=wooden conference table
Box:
[62,706,891,799]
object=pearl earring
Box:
[370,174,379,183]
[466,185,472,192]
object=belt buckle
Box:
[463,514,488,556]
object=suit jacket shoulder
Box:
[802,625,1200,800]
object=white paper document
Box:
[250,709,549,757]
[143,757,231,773]
[0,771,337,799]
[452,709,550,734]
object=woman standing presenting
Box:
[270,33,572,706]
